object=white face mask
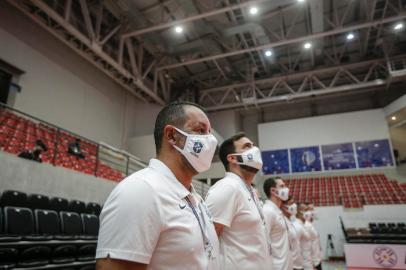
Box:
[303,211,312,221]
[273,187,289,201]
[230,146,263,170]
[172,127,218,173]
[288,203,297,216]
[311,210,318,219]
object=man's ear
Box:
[227,154,236,164]
[164,125,177,146]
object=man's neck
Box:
[271,196,282,208]
[157,153,193,191]
[229,167,254,186]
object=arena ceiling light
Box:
[297,0,305,3]
[394,22,404,31]
[303,42,312,49]
[249,6,259,15]
[391,116,397,120]
[174,26,184,34]
[264,50,272,57]
[346,33,355,41]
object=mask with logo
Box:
[288,203,297,216]
[273,187,289,201]
[172,127,218,173]
[230,146,263,170]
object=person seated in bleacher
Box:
[68,138,85,159]
[18,139,47,163]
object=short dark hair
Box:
[153,101,207,154]
[219,132,246,171]
[263,177,277,198]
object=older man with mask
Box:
[96,101,220,270]
[205,133,272,270]
[263,177,293,270]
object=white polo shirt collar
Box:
[149,158,190,199]
[265,199,282,214]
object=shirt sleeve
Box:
[205,183,240,227]
[96,178,163,264]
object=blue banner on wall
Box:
[355,139,394,168]
[262,149,290,175]
[290,146,322,173]
[322,143,356,170]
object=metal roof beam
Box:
[158,13,406,70]
[122,0,272,38]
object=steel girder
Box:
[6,0,166,105]
[195,55,406,112]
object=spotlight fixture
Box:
[249,6,258,15]
[394,22,404,31]
[264,50,272,57]
[346,33,355,40]
[304,42,312,49]
[174,26,183,33]
[391,116,397,121]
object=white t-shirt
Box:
[205,172,271,270]
[303,221,317,270]
[96,159,220,270]
[263,200,293,270]
[310,222,323,266]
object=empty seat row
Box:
[369,222,406,234]
[0,207,99,241]
[0,190,101,215]
[0,244,96,269]
[285,173,406,208]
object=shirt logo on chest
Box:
[179,203,186,209]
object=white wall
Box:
[390,125,406,160]
[0,152,116,204]
[208,110,241,139]
[258,109,391,150]
[127,134,156,163]
[0,3,145,149]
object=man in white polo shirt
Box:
[283,197,303,270]
[308,203,323,270]
[298,203,318,270]
[96,102,220,270]
[263,177,293,270]
[205,133,271,270]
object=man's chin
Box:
[240,165,259,174]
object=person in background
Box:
[68,138,85,159]
[283,197,304,270]
[308,203,323,270]
[18,139,47,163]
[96,101,220,270]
[299,203,317,270]
[263,177,293,270]
[205,133,271,270]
